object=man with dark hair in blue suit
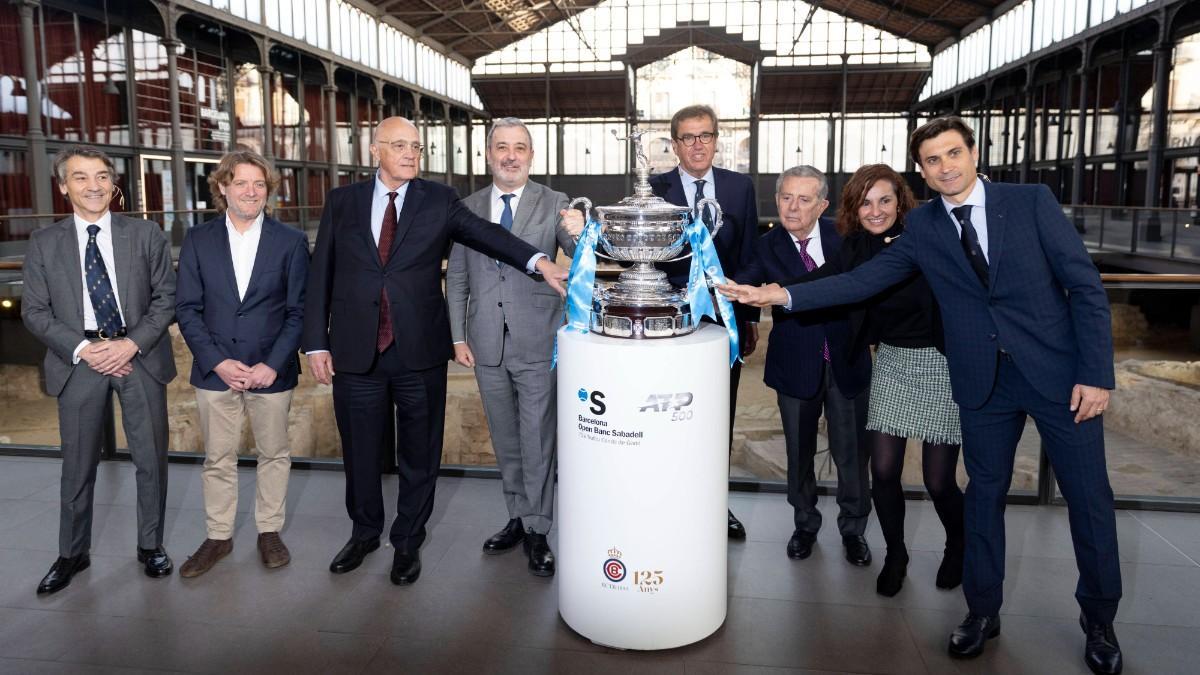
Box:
[719,117,1122,675]
[175,150,309,577]
[649,104,759,540]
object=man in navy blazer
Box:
[648,104,759,540]
[720,117,1122,674]
[175,150,309,577]
[739,166,873,565]
[302,117,568,587]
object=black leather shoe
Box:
[948,613,1001,658]
[390,551,421,586]
[727,510,747,540]
[523,531,555,577]
[876,548,908,597]
[786,530,817,560]
[36,554,90,595]
[1080,614,1123,674]
[136,547,173,578]
[482,518,525,555]
[843,535,872,566]
[329,538,380,574]
[936,544,964,589]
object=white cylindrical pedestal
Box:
[557,324,729,650]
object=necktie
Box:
[952,205,989,287]
[795,238,831,363]
[84,224,124,336]
[496,193,515,268]
[693,179,713,230]
[376,191,398,352]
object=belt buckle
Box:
[96,328,114,341]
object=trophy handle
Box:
[567,196,618,261]
[696,197,723,239]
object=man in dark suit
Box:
[175,150,309,577]
[303,117,568,586]
[648,104,759,539]
[720,117,1122,674]
[738,166,873,565]
[446,118,573,577]
[22,145,176,593]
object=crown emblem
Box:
[607,546,622,559]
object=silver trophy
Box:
[568,129,723,339]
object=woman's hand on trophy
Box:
[717,282,789,308]
[560,208,585,238]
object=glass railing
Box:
[1064,205,1200,263]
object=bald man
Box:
[303,117,567,586]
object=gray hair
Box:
[776,165,828,199]
[487,117,534,148]
[53,145,117,184]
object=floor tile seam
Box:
[1126,512,1200,568]
[682,658,875,675]
[51,651,203,674]
[994,607,1200,629]
[897,608,938,675]
[724,591,924,614]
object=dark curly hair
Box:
[835,164,916,237]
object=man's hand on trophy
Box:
[717,282,789,308]
[536,257,569,297]
[560,208,585,237]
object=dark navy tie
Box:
[84,224,124,335]
[952,205,989,287]
[693,179,713,230]
[500,193,515,230]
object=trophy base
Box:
[590,297,696,339]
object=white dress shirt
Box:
[490,182,526,224]
[678,166,716,210]
[72,211,125,363]
[226,211,265,302]
[941,177,990,262]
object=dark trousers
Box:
[57,361,169,557]
[333,345,447,553]
[959,355,1121,623]
[777,363,871,535]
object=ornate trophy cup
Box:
[567,129,723,339]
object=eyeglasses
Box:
[675,132,717,147]
[379,140,424,154]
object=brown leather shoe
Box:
[257,532,291,569]
[179,538,232,578]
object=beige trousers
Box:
[195,387,294,539]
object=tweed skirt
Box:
[866,343,962,445]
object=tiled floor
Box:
[0,456,1197,674]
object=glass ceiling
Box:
[472,0,930,76]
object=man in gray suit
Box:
[22,145,177,594]
[446,117,573,577]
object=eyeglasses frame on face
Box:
[377,140,425,154]
[674,131,718,147]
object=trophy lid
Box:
[594,128,692,222]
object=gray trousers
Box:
[57,361,169,557]
[474,345,556,535]
[777,363,871,536]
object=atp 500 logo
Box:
[577,388,607,415]
[638,392,694,421]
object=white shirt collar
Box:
[678,166,715,188]
[225,210,264,238]
[490,182,527,203]
[373,172,410,201]
[73,210,112,232]
[788,221,822,246]
[941,175,986,217]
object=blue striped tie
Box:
[84,224,124,335]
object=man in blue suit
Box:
[649,104,759,540]
[720,117,1122,675]
[738,166,873,565]
[175,150,309,577]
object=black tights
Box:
[868,430,964,553]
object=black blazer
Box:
[302,178,541,373]
[649,166,760,326]
[176,214,309,393]
[740,220,871,400]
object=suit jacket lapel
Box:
[664,170,686,208]
[512,183,541,239]
[771,227,805,277]
[389,178,424,259]
[983,182,1005,293]
[933,202,980,284]
[59,218,84,320]
[213,219,242,302]
[110,213,133,316]
[241,217,278,304]
[356,180,380,268]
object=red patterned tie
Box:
[376,191,398,352]
[796,238,831,363]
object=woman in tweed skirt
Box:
[789,164,964,597]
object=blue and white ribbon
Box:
[684,215,741,366]
[553,218,602,368]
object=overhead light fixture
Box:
[10,76,25,97]
[880,144,887,153]
[101,0,119,96]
